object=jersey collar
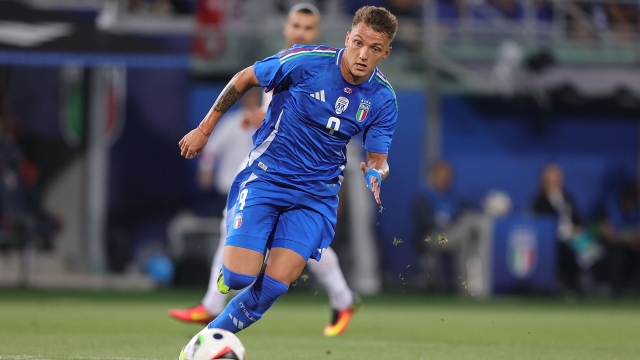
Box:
[335,48,344,67]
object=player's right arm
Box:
[179,66,260,159]
[180,45,310,159]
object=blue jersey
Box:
[249,44,398,197]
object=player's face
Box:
[542,164,563,192]
[342,23,392,83]
[283,12,320,48]
[431,165,453,193]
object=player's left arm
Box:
[361,92,397,205]
[360,152,389,205]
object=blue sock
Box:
[207,274,288,333]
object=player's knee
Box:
[221,265,257,290]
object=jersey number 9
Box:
[238,189,249,210]
[326,117,340,135]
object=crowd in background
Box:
[127,0,640,42]
[414,160,640,297]
[127,0,197,14]
[0,92,59,257]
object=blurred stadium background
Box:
[1,0,640,359]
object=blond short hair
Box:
[352,6,398,41]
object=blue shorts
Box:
[224,168,338,261]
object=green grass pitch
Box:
[1,289,639,359]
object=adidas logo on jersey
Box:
[310,90,325,102]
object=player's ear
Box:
[383,46,392,59]
[344,31,351,47]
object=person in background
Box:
[414,160,478,293]
[415,160,462,237]
[604,3,640,42]
[0,93,59,255]
[383,0,421,18]
[196,88,262,198]
[600,182,640,296]
[532,163,583,294]
[532,163,605,295]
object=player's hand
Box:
[178,128,208,159]
[361,162,382,205]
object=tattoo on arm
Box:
[212,83,247,114]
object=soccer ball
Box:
[482,189,512,217]
[179,328,247,360]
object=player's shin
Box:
[207,273,288,333]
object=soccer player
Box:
[170,3,362,337]
[178,5,398,334]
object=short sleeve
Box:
[363,96,397,154]
[253,46,306,93]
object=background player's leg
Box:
[207,248,305,333]
[202,218,230,315]
[307,246,361,336]
[306,247,354,310]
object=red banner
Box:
[193,0,227,60]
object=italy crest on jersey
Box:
[233,213,243,229]
[335,96,349,115]
[356,100,371,122]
